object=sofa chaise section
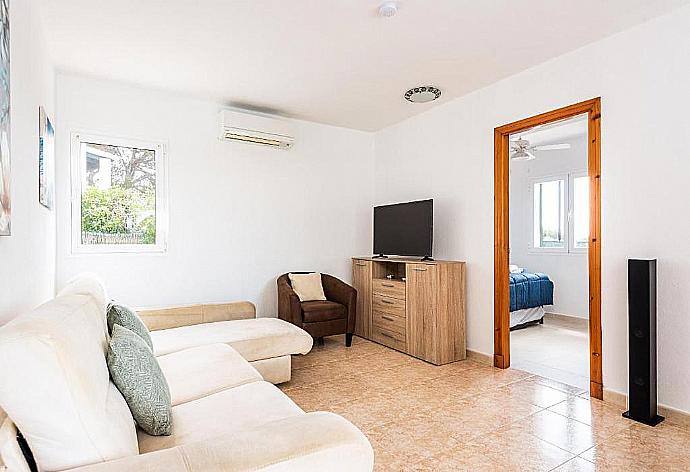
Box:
[137,303,314,384]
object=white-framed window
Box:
[570,172,589,252]
[71,132,168,253]
[530,172,588,254]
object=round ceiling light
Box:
[404,86,442,103]
[378,1,398,18]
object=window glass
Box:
[533,179,565,248]
[573,176,589,249]
[77,140,160,247]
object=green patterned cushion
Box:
[107,303,153,351]
[107,324,173,436]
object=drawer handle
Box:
[379,331,395,339]
[355,263,367,266]
[382,283,395,287]
[412,268,427,272]
[381,315,395,322]
[381,299,395,305]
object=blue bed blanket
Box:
[509,272,554,312]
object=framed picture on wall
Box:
[0,0,10,235]
[39,106,55,210]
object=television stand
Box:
[421,256,434,261]
[372,254,388,259]
[351,256,466,365]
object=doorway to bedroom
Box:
[508,113,590,391]
[493,99,602,399]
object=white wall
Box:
[0,0,55,324]
[509,136,589,318]
[374,5,690,412]
[54,75,374,316]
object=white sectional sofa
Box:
[0,276,374,472]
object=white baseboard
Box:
[466,349,493,365]
[603,387,627,407]
[544,312,588,322]
[603,387,690,429]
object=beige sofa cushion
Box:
[138,381,303,454]
[0,283,138,471]
[150,318,313,361]
[70,413,375,472]
[157,344,262,406]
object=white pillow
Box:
[288,273,327,302]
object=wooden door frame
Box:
[493,98,602,399]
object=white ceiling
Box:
[37,0,689,131]
[513,114,588,146]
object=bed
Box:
[509,271,554,329]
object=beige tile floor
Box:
[511,314,590,391]
[279,335,690,471]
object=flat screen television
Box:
[373,199,433,259]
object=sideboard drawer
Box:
[372,279,406,300]
[372,309,406,335]
[371,324,406,352]
[372,293,406,317]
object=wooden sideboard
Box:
[352,256,466,365]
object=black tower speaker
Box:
[623,259,664,426]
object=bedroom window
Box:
[531,174,588,253]
[533,179,566,249]
[71,133,168,253]
[571,175,589,250]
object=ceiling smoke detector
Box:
[404,86,441,103]
[378,1,398,18]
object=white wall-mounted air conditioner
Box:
[219,110,295,149]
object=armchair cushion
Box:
[288,273,327,302]
[301,301,346,323]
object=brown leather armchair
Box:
[277,273,356,347]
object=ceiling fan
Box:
[510,137,571,161]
